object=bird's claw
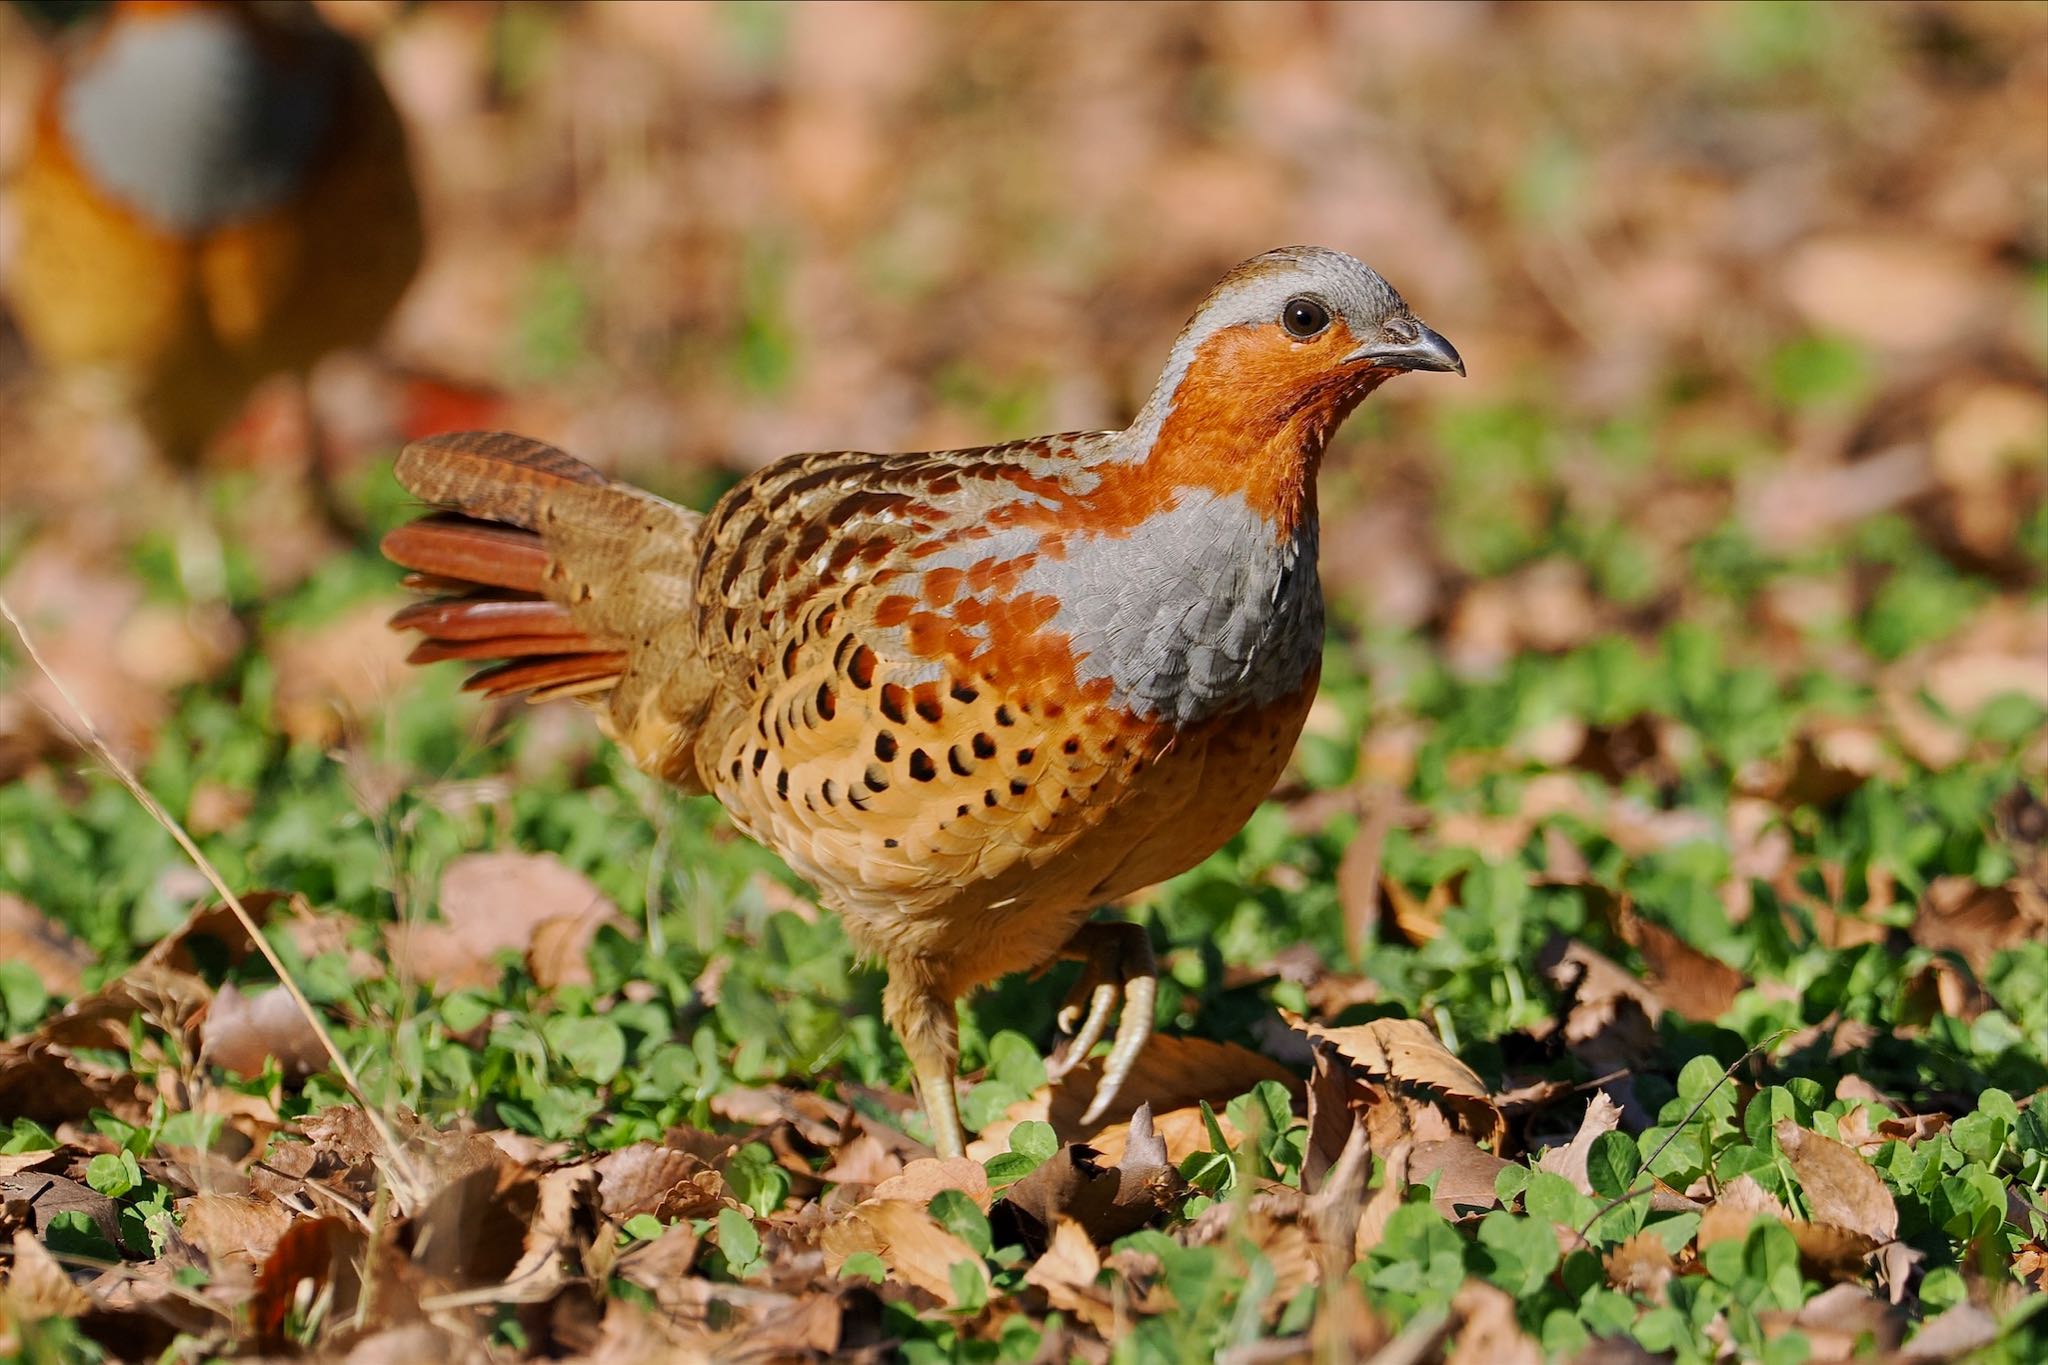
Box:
[1045,922,1158,1126]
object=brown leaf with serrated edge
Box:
[500,1165,604,1303]
[1536,1092,1622,1195]
[1775,1120,1899,1242]
[251,1216,365,1353]
[1283,1009,1504,1151]
[592,1142,698,1217]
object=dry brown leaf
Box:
[1775,1120,1899,1243]
[1898,1303,1999,1360]
[389,851,624,991]
[593,1137,720,1219]
[502,1165,604,1303]
[250,1216,367,1354]
[1535,1092,1622,1195]
[0,894,93,999]
[1604,1231,1675,1296]
[818,1126,904,1188]
[1759,1284,1904,1359]
[1352,1141,1412,1259]
[1,1172,122,1248]
[268,598,413,748]
[403,1160,537,1287]
[615,1221,703,1304]
[976,1032,1299,1165]
[1914,877,2029,973]
[1446,1279,1541,1365]
[998,1105,1186,1245]
[1283,1010,1504,1151]
[200,981,327,1080]
[818,1199,990,1307]
[4,1229,91,1320]
[1021,1216,1117,1336]
[2013,1240,2048,1292]
[1379,873,1455,947]
[0,1150,65,1181]
[176,1193,296,1268]
[1624,917,1747,1023]
[870,1157,991,1211]
[1412,1138,1512,1220]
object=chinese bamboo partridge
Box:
[5,0,421,481]
[383,246,1462,1156]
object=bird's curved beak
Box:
[1347,322,1465,376]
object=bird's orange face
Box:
[1133,254,1463,535]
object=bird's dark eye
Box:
[1282,297,1330,339]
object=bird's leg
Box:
[1046,920,1158,1126]
[884,970,965,1159]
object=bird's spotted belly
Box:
[711,645,1319,1000]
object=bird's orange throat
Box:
[1141,320,1386,539]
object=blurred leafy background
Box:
[0,2,2042,1361]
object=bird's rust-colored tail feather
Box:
[383,431,644,703]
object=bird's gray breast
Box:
[61,9,338,235]
[1024,490,1323,726]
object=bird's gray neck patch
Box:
[61,9,338,235]
[1021,490,1322,726]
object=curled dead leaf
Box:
[1283,1009,1504,1152]
[997,1104,1186,1246]
[1535,1092,1622,1196]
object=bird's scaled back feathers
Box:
[385,246,1458,1000]
[5,0,423,459]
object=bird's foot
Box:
[1046,920,1157,1126]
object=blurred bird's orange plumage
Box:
[5,0,421,464]
[382,247,1464,1156]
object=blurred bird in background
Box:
[3,0,422,531]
